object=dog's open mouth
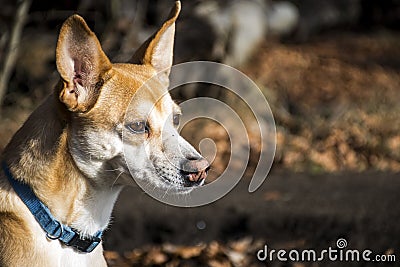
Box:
[154,166,207,189]
[180,171,207,187]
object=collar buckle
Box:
[66,233,102,253]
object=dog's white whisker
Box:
[111,170,124,189]
[105,168,120,172]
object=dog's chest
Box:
[55,247,106,267]
[70,187,123,236]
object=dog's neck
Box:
[3,94,122,236]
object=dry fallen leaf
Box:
[143,248,168,265]
[229,237,253,253]
[224,250,247,267]
[163,243,206,259]
[263,191,283,201]
[208,259,232,267]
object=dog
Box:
[0,1,209,266]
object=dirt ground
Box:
[104,171,399,267]
[1,27,399,266]
[247,31,400,173]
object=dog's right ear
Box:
[56,15,112,112]
[130,1,181,77]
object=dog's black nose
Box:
[180,157,209,185]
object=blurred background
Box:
[0,0,399,266]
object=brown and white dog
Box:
[0,1,208,266]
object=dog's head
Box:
[55,1,208,191]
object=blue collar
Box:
[2,162,103,253]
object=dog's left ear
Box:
[56,15,112,112]
[130,1,181,76]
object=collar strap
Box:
[2,162,103,253]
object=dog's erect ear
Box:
[56,15,112,112]
[130,1,180,76]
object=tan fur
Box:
[0,2,207,266]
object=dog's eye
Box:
[126,121,148,134]
[173,114,181,126]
